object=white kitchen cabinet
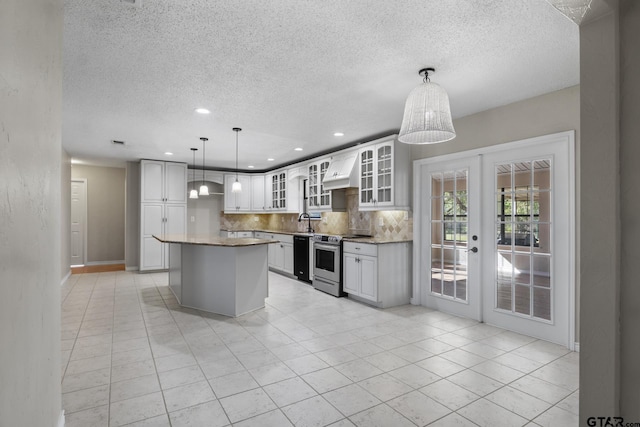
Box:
[255,232,294,275]
[272,240,294,275]
[251,175,266,211]
[267,170,288,211]
[342,241,412,308]
[141,160,187,204]
[224,174,252,213]
[358,137,411,211]
[308,158,332,210]
[140,202,186,271]
[140,160,187,271]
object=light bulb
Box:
[232,180,242,193]
[199,184,209,196]
[189,189,198,199]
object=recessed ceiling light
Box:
[248,165,255,169]
[164,152,173,156]
[195,108,210,114]
[267,158,275,162]
[334,132,344,137]
[71,159,82,164]
[294,147,303,151]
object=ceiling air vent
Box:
[111,140,126,146]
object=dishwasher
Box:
[293,235,311,283]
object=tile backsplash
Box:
[220,187,412,239]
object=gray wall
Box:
[579,7,620,420]
[61,149,71,281]
[411,85,581,339]
[125,161,140,269]
[0,0,63,425]
[619,0,640,415]
[71,164,126,263]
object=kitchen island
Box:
[153,234,276,317]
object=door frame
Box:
[412,131,576,349]
[70,178,88,267]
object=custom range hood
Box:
[322,152,358,190]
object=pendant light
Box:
[199,137,209,196]
[189,148,198,199]
[398,67,456,144]
[231,128,242,193]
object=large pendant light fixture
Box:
[231,128,242,193]
[189,148,198,199]
[398,67,456,144]
[199,137,209,196]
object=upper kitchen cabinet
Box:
[250,175,266,211]
[267,170,288,211]
[358,136,411,211]
[308,158,332,210]
[224,174,252,213]
[141,160,188,204]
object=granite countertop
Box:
[342,236,413,245]
[222,229,314,237]
[153,234,278,247]
[219,229,411,243]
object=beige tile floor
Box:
[60,271,578,427]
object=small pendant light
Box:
[231,128,242,193]
[199,137,209,196]
[189,148,198,199]
[398,67,456,144]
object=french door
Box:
[419,156,481,320]
[414,132,575,347]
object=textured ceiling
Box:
[63,0,579,170]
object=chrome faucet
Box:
[298,213,314,233]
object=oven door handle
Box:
[314,243,339,252]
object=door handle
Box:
[467,247,478,253]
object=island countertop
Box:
[153,234,278,247]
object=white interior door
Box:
[70,179,86,266]
[419,156,481,320]
[415,132,575,347]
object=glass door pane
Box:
[308,164,318,207]
[430,169,468,302]
[494,159,552,322]
[320,161,331,206]
[360,149,374,203]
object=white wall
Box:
[0,0,63,425]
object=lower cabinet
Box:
[343,241,412,308]
[255,232,294,275]
[140,203,186,271]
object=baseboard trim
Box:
[72,264,126,274]
[58,410,65,427]
[85,260,125,266]
[126,266,139,271]
[61,270,71,286]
